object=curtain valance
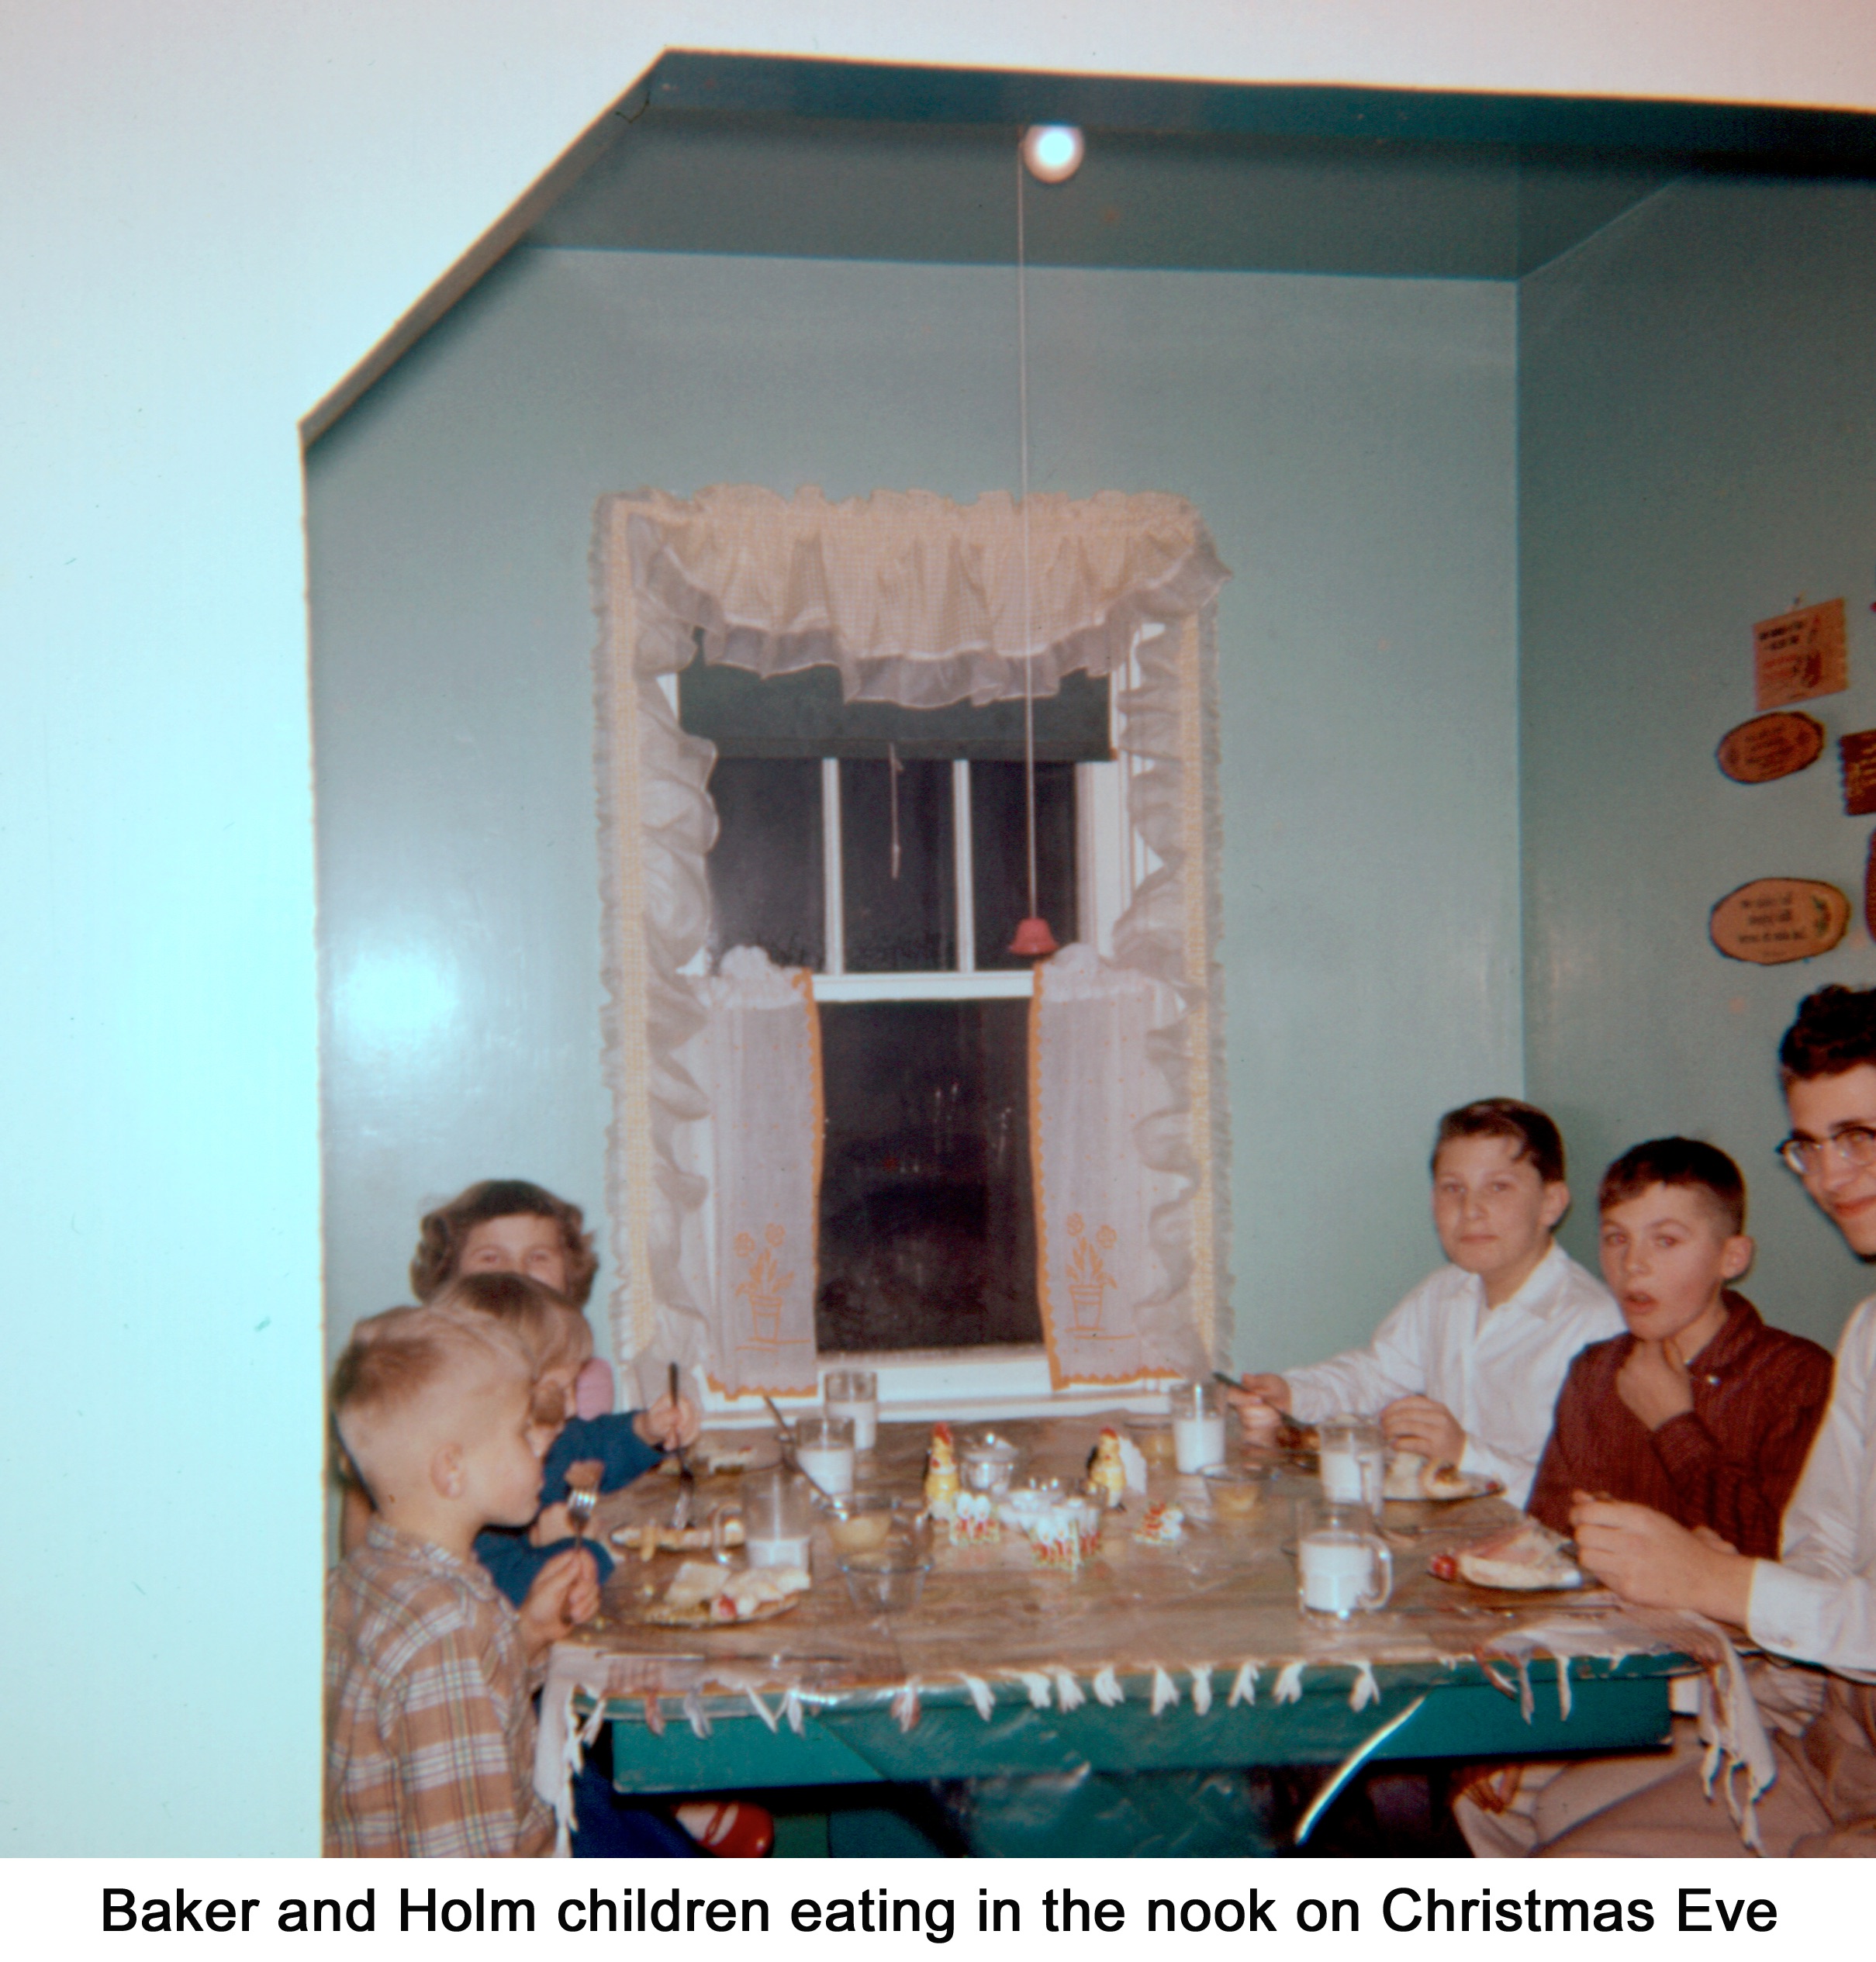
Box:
[618,482,1230,708]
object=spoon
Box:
[669,1361,696,1530]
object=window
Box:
[593,484,1229,1411]
[691,654,1130,1371]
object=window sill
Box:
[812,969,1034,1003]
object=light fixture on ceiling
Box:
[1021,124,1086,185]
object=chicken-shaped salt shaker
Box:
[1085,1426,1128,1510]
[924,1421,960,1522]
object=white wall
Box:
[309,247,1518,1381]
[7,0,1874,1857]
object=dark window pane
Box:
[971,760,1078,968]
[815,1000,1040,1353]
[839,758,955,972]
[706,758,824,969]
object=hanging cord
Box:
[1017,142,1038,922]
[887,740,902,881]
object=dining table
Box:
[537,1413,1710,1856]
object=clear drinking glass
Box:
[823,1368,879,1451]
[793,1414,856,1497]
[1170,1381,1227,1473]
[1318,1415,1386,1511]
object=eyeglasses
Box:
[1775,1124,1876,1176]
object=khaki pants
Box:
[1457,1725,1708,1858]
[1536,1680,1876,1859]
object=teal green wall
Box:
[1519,176,1876,1346]
[309,247,1521,1377]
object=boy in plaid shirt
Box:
[325,1305,596,1857]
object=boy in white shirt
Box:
[1550,986,1876,1857]
[1228,1098,1622,1506]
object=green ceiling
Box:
[526,55,1876,282]
[531,115,1687,281]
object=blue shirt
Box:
[474,1412,662,1604]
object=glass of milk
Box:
[1318,1415,1386,1511]
[744,1470,814,1570]
[793,1415,856,1497]
[1294,1501,1394,1618]
[823,1369,879,1452]
[1170,1381,1227,1473]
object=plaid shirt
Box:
[325,1520,552,1857]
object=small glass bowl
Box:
[1201,1464,1273,1522]
[838,1546,932,1614]
[816,1490,900,1555]
[959,1432,1024,1496]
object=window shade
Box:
[679,645,1112,762]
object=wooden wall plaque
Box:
[1710,878,1850,964]
[1716,710,1826,783]
[1867,831,1876,942]
[1754,597,1848,710]
[1842,730,1876,816]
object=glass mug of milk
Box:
[823,1368,879,1452]
[744,1470,815,1570]
[1171,1381,1228,1473]
[1318,1415,1386,1511]
[1296,1508,1394,1619]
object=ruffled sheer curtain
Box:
[664,948,823,1395]
[593,483,1231,1398]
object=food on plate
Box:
[1384,1452,1500,1502]
[924,1422,961,1522]
[1420,1461,1483,1501]
[661,1560,810,1622]
[611,1516,745,1562]
[657,1441,764,1477]
[1133,1502,1186,1546]
[1383,1451,1428,1500]
[1277,1418,1321,1453]
[1429,1520,1583,1591]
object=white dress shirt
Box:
[1282,1242,1623,1507]
[1748,1294,1876,1680]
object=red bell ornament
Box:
[1008,915,1059,959]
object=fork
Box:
[566,1479,599,1555]
[669,1361,696,1531]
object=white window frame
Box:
[694,643,1177,1422]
